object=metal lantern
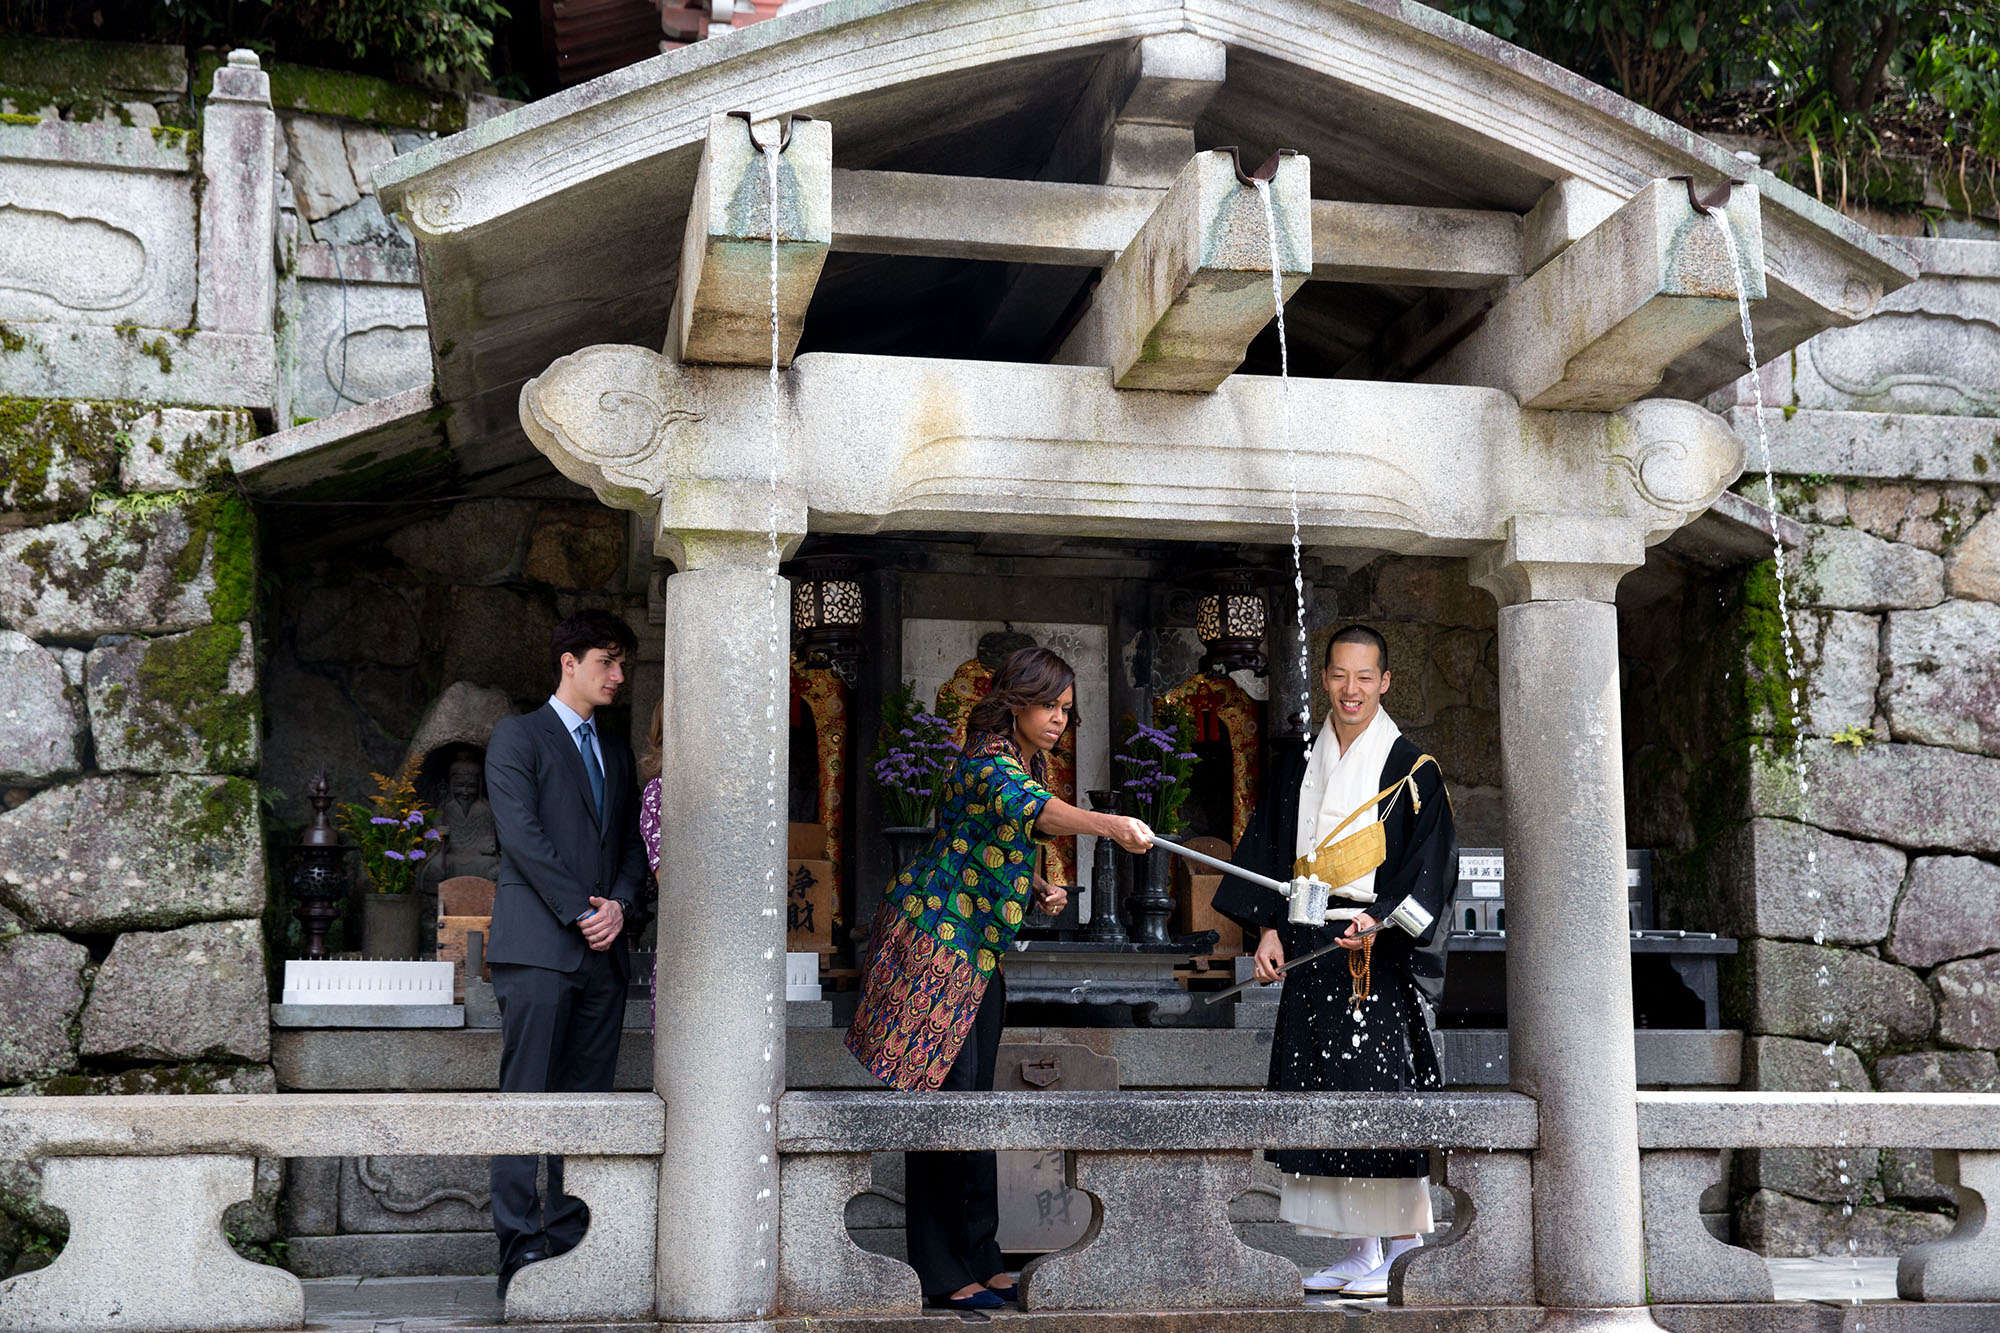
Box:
[287,770,351,960]
[787,554,868,678]
[1195,569,1269,677]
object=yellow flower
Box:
[955,893,974,917]
[983,846,1004,869]
[938,921,956,941]
[902,895,921,914]
[962,868,980,887]
[1002,899,1023,926]
[998,822,1018,841]
[951,837,970,853]
[984,925,999,942]
[977,949,998,972]
[1013,875,1030,893]
[975,897,991,913]
[979,765,995,778]
[926,895,943,910]
[1008,849,1024,863]
[898,871,913,885]
[968,802,988,815]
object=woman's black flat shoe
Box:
[941,1289,1006,1311]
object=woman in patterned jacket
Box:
[845,646,1152,1310]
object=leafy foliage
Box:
[1,0,508,86]
[1440,0,2000,169]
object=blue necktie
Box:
[577,722,605,818]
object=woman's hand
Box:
[1099,815,1153,855]
[1336,912,1379,950]
[1032,877,1068,917]
[1252,927,1285,983]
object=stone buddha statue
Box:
[438,753,500,882]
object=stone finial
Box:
[208,49,272,105]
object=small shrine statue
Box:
[437,752,500,881]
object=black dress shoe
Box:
[497,1248,547,1300]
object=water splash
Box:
[1712,211,1861,1319]
[1254,178,1311,742]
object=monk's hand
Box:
[1252,928,1285,983]
[1337,912,1378,950]
[581,896,624,950]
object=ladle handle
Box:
[1148,835,1289,895]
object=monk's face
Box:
[1321,641,1390,734]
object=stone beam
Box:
[830,170,1157,267]
[1423,178,1765,410]
[671,113,831,368]
[830,170,1522,290]
[1311,200,1520,288]
[1054,149,1312,391]
[518,346,1744,558]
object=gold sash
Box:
[1292,754,1440,888]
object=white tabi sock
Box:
[1302,1236,1382,1291]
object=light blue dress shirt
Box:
[547,695,604,770]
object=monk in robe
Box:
[1214,623,1458,1298]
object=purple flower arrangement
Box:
[1115,701,1201,836]
[872,680,961,828]
[336,759,438,895]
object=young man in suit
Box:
[485,608,647,1298]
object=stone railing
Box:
[0,1092,663,1332]
[1636,1091,2000,1304]
[7,1087,1997,1329]
[775,1089,1541,1314]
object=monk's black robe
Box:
[1213,733,1458,1178]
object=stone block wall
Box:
[1630,234,2000,1255]
[0,460,273,1275]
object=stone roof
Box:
[371,0,1918,488]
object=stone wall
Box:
[0,35,518,1277]
[1631,234,2000,1256]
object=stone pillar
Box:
[653,531,792,1324]
[195,50,278,338]
[1472,518,1662,1329]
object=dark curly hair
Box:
[963,646,1075,754]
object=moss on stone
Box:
[289,442,454,502]
[256,60,465,132]
[116,622,255,769]
[148,124,191,150]
[1737,558,1815,745]
[175,774,259,845]
[0,35,185,103]
[0,111,41,125]
[0,397,127,512]
[165,492,256,624]
[0,323,25,354]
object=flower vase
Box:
[882,826,935,877]
[361,892,423,959]
[1127,834,1179,946]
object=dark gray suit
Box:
[485,702,646,1269]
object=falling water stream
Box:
[1254,178,1313,742]
[1712,213,1863,1316]
[754,136,784,1315]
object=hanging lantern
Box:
[1195,569,1269,677]
[787,554,868,678]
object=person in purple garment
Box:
[639,699,663,1023]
